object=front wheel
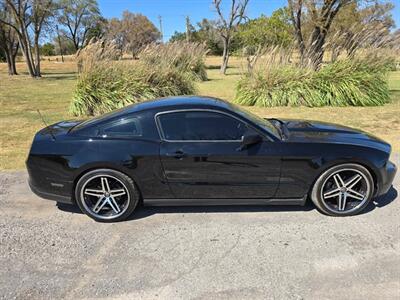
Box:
[75,169,140,222]
[311,163,374,216]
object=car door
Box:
[156,109,281,199]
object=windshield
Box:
[228,103,280,138]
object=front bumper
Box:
[376,160,397,197]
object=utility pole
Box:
[158,15,163,43]
[185,16,191,42]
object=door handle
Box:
[166,150,186,159]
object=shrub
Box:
[235,55,392,107]
[139,42,208,81]
[70,40,198,116]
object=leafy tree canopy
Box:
[235,8,293,50]
[40,43,55,56]
[105,11,161,58]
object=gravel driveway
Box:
[1,158,399,299]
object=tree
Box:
[105,11,160,58]
[236,9,293,50]
[212,0,250,74]
[169,18,224,55]
[40,42,55,56]
[287,0,352,69]
[0,0,54,77]
[0,3,19,75]
[53,34,75,55]
[85,15,107,41]
[195,18,224,55]
[105,17,124,53]
[170,31,186,42]
[58,0,101,51]
[328,1,395,61]
[0,25,19,75]
[235,9,293,73]
[185,16,191,42]
[386,29,400,51]
[31,0,55,76]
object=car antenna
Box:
[37,109,56,141]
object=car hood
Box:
[278,119,391,153]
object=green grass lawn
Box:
[0,58,399,170]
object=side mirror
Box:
[238,133,262,151]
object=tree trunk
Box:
[10,51,17,75]
[246,56,252,74]
[331,46,340,63]
[5,50,12,75]
[7,47,18,75]
[20,20,40,77]
[22,26,36,76]
[246,46,262,75]
[3,49,18,75]
[56,25,64,62]
[292,27,305,64]
[73,37,79,51]
[220,38,230,75]
[307,27,327,70]
[33,35,41,77]
[11,42,18,74]
[17,34,37,77]
[298,39,306,65]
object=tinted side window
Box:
[101,117,142,137]
[158,111,249,141]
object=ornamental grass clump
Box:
[139,42,209,81]
[235,48,392,107]
[70,40,199,116]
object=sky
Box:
[98,0,400,42]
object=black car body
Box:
[27,96,396,221]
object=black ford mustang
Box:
[27,96,396,221]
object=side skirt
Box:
[143,196,307,207]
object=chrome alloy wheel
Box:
[80,175,130,220]
[320,168,371,214]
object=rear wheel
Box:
[75,169,139,222]
[311,163,374,216]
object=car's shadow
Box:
[361,186,398,214]
[57,186,397,221]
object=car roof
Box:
[72,95,281,140]
[71,96,237,132]
[122,96,233,114]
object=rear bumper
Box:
[28,180,74,204]
[28,179,74,204]
[376,160,397,197]
[26,154,75,204]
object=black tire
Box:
[311,163,374,216]
[75,169,140,222]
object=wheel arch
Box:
[308,159,379,197]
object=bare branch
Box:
[212,0,250,74]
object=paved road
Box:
[0,161,399,299]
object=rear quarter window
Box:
[100,116,143,137]
[72,111,160,140]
